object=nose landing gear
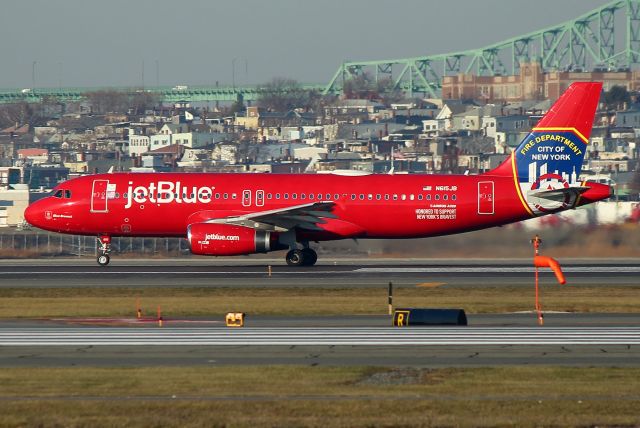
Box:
[97,235,111,266]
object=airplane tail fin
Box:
[489,82,602,214]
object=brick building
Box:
[442,61,640,102]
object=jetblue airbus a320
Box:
[24,82,611,266]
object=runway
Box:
[1,258,640,287]
[0,259,638,366]
[0,313,638,366]
[2,327,639,346]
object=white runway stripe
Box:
[356,267,640,273]
[0,327,638,346]
[0,266,639,275]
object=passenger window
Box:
[351,194,356,200]
[452,195,457,201]
[393,194,398,200]
[384,194,390,200]
[267,193,272,199]
[418,194,423,200]
[309,194,315,200]
[215,193,221,199]
[410,194,415,200]
[376,194,381,200]
[276,193,281,199]
[232,193,237,199]
[284,193,289,200]
[401,194,406,201]
[292,193,298,199]
[427,195,432,200]
[317,193,322,200]
[334,194,339,200]
[435,194,440,200]
[359,194,365,200]
[443,194,448,200]
[223,193,228,199]
[326,193,331,200]
[368,194,373,200]
[300,194,306,199]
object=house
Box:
[17,148,49,165]
[235,107,318,130]
[0,169,28,226]
[616,109,640,128]
[138,144,185,172]
[323,99,385,123]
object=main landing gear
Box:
[96,235,111,266]
[285,248,318,267]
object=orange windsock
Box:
[534,255,566,285]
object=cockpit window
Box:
[64,190,71,199]
[53,190,63,198]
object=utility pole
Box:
[232,58,236,89]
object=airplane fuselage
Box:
[33,172,535,240]
[22,82,612,267]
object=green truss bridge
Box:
[1,0,639,104]
[0,84,326,105]
[324,0,640,97]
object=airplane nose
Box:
[24,202,41,227]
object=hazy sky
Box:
[0,0,608,88]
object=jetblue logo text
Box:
[125,181,215,209]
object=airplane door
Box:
[256,190,264,207]
[91,179,109,213]
[478,181,494,215]
[242,189,251,207]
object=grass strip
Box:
[0,286,639,317]
[0,366,638,427]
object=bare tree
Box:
[84,90,130,114]
[0,102,51,128]
[130,91,160,115]
[258,77,317,111]
[343,73,404,103]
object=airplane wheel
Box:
[285,249,305,266]
[301,248,317,266]
[97,254,110,266]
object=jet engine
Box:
[187,223,281,256]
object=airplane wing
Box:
[202,201,337,232]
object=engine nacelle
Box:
[187,223,277,256]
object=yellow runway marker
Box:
[417,282,446,288]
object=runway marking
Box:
[1,266,640,276]
[416,282,446,288]
[357,267,640,273]
[0,271,343,275]
[0,327,638,346]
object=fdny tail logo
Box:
[489,82,602,216]
[515,128,588,214]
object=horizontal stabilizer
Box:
[529,186,588,202]
[527,186,589,208]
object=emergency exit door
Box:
[478,181,494,215]
[91,179,109,213]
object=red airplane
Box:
[24,82,611,267]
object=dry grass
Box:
[0,286,639,318]
[0,366,638,427]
